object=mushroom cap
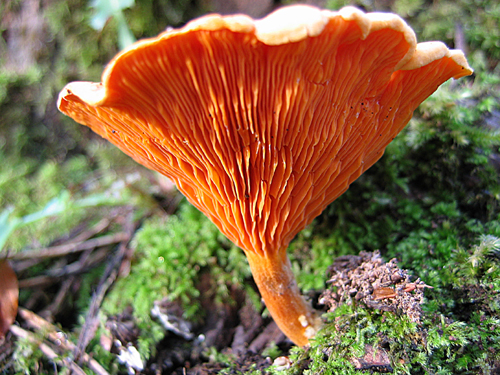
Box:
[58,5,472,257]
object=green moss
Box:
[276,277,499,374]
[102,202,254,360]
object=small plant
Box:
[89,0,136,50]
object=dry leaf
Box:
[373,287,397,300]
[0,259,19,338]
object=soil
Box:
[108,278,293,374]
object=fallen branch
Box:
[10,324,87,375]
[70,218,112,243]
[39,276,76,318]
[12,218,112,272]
[18,247,110,289]
[10,232,129,261]
[17,308,110,375]
[74,210,137,363]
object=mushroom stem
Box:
[246,250,320,347]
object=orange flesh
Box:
[246,250,319,347]
[58,12,472,346]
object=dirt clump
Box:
[320,251,432,323]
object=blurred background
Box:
[2,0,499,259]
[1,0,499,374]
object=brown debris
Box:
[16,308,109,375]
[350,344,393,373]
[105,306,140,348]
[9,325,89,375]
[247,321,286,354]
[320,251,432,323]
[190,352,273,375]
[2,206,138,373]
[231,296,264,355]
[74,210,137,363]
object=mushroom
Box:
[58,5,472,346]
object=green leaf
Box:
[0,207,20,251]
[20,191,70,226]
[89,0,136,49]
[90,0,134,30]
[0,191,125,251]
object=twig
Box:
[9,324,87,375]
[73,211,137,363]
[23,289,46,311]
[10,232,129,261]
[248,321,286,354]
[455,22,468,55]
[18,275,59,289]
[39,276,76,318]
[46,247,109,277]
[18,247,110,289]
[74,271,116,361]
[39,250,97,318]
[70,218,112,243]
[13,218,112,272]
[18,308,110,375]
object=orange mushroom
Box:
[58,5,472,346]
